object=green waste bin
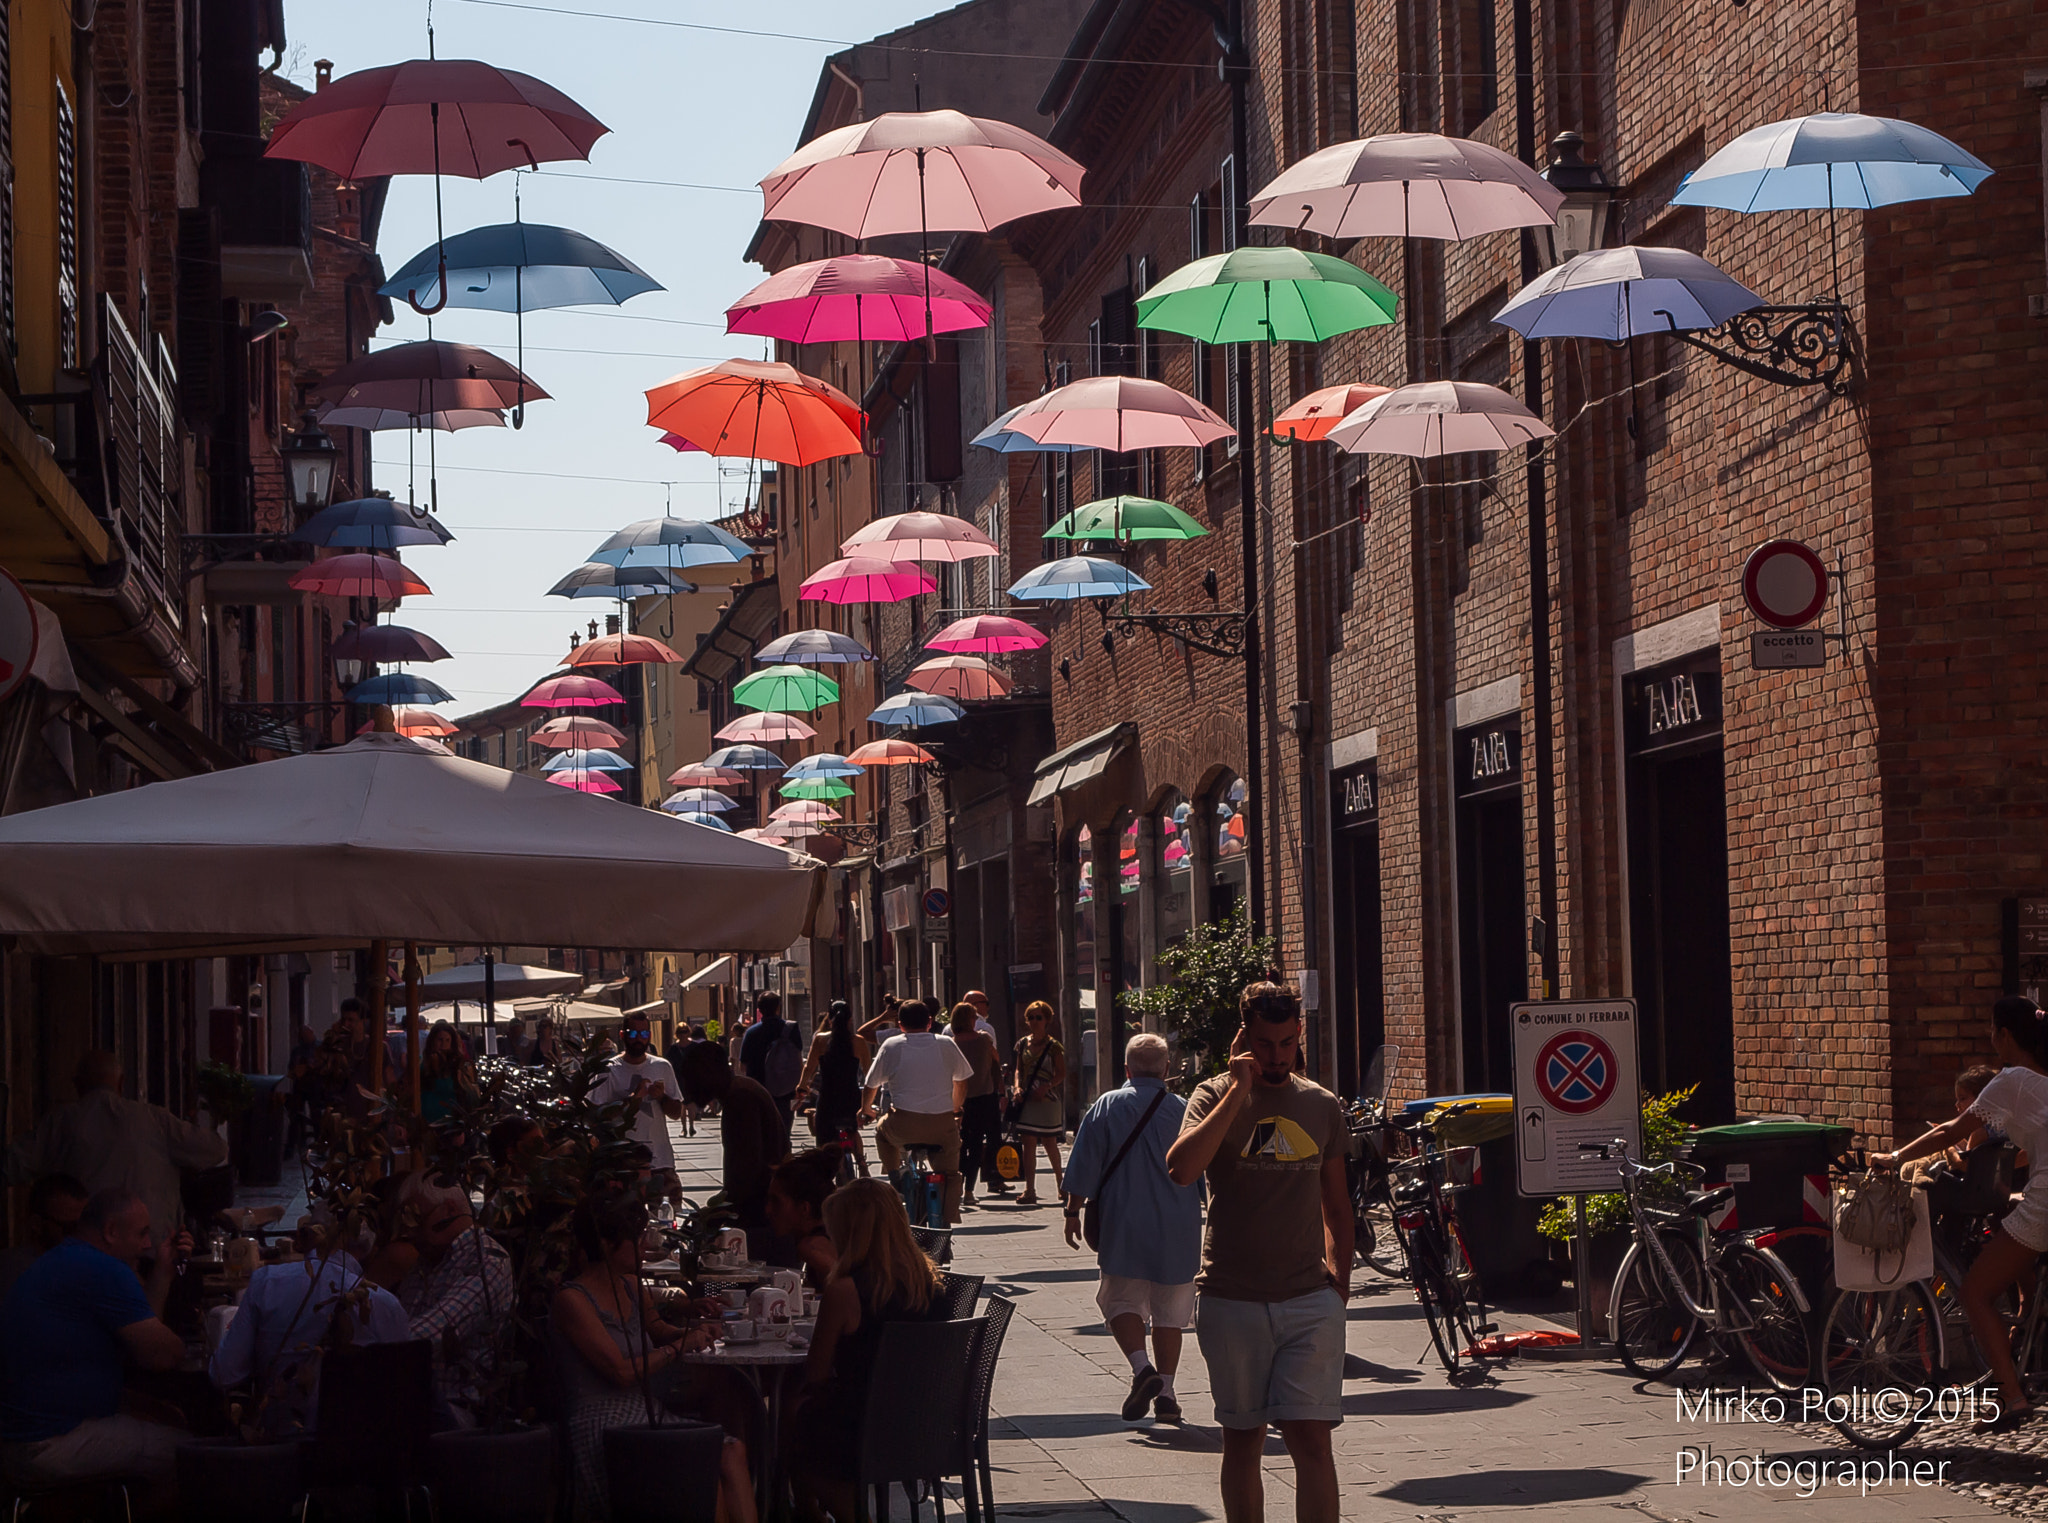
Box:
[1679,1120,1852,1233]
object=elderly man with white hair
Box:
[1062,1032,1203,1424]
[389,1172,513,1427]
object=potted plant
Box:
[1537,1085,1699,1318]
[1118,904,1279,1076]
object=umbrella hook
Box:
[406,101,451,315]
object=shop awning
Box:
[1026,721,1135,806]
[678,955,733,990]
[623,998,668,1017]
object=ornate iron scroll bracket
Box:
[1101,602,1249,660]
[820,823,881,849]
[1670,303,1860,397]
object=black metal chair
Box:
[300,1337,435,1520]
[934,1272,984,1321]
[854,1319,978,1523]
[958,1296,1016,1523]
[603,1421,723,1523]
[910,1225,953,1266]
[4,1475,134,1523]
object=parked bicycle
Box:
[1386,1101,1497,1378]
[1345,1043,1406,1278]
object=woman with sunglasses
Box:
[1010,1001,1067,1205]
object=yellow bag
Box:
[993,1140,1022,1181]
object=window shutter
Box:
[55,81,77,370]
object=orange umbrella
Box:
[1272,383,1392,442]
[846,738,935,767]
[356,707,459,738]
[562,633,684,668]
[906,655,1012,701]
[289,553,430,599]
[645,358,863,466]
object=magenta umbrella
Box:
[716,712,817,744]
[925,615,1047,654]
[841,512,999,564]
[799,556,937,606]
[546,769,621,795]
[997,376,1232,451]
[657,433,705,454]
[522,673,625,709]
[728,256,992,343]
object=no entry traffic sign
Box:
[1742,540,1829,630]
[1511,1000,1641,1198]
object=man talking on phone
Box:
[591,1018,685,1200]
[1166,982,1350,1523]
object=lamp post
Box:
[282,411,339,517]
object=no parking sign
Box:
[1511,999,1641,1198]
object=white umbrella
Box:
[1492,247,1764,341]
[1249,132,1565,241]
[417,960,583,1002]
[1327,381,1554,458]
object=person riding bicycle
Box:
[859,1000,971,1226]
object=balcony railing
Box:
[203,155,311,259]
[97,296,183,629]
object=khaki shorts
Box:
[2,1414,184,1486]
[1194,1286,1346,1429]
[1096,1273,1195,1330]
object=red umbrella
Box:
[312,341,547,416]
[1272,383,1393,443]
[645,359,862,467]
[530,715,628,750]
[332,623,451,663]
[522,674,624,709]
[925,614,1048,654]
[290,554,430,600]
[562,633,684,668]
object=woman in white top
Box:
[1876,995,2048,1429]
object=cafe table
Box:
[681,1337,808,1515]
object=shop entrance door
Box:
[1329,761,1383,1100]
[1454,720,1524,1095]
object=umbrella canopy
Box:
[1327,380,1554,457]
[1491,246,1765,341]
[799,557,937,605]
[667,764,744,787]
[348,672,455,706]
[1671,111,1993,212]
[293,497,454,550]
[970,400,1090,455]
[662,809,735,832]
[756,630,874,665]
[667,788,738,812]
[548,563,698,600]
[318,404,505,432]
[547,769,621,794]
[716,712,817,744]
[645,358,862,466]
[542,748,632,773]
[290,553,430,600]
[846,739,935,767]
[841,512,1000,564]
[727,255,993,344]
[589,516,751,571]
[758,109,1085,238]
[532,715,627,750]
[1135,247,1398,344]
[868,692,966,728]
[786,753,865,780]
[907,655,1013,701]
[522,673,624,709]
[563,633,685,668]
[331,623,451,664]
[263,59,609,180]
[381,222,661,311]
[704,744,786,772]
[925,614,1047,654]
[657,433,704,453]
[311,341,548,415]
[769,800,844,824]
[733,664,840,714]
[1271,383,1393,442]
[1248,132,1565,240]
[389,707,459,737]
[418,960,584,1002]
[1044,496,1208,543]
[994,376,1232,451]
[1008,556,1153,601]
[0,732,818,956]
[779,777,855,802]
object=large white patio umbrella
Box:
[418,960,583,1002]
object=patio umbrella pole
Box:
[404,940,424,1121]
[484,948,496,1051]
[367,939,390,1096]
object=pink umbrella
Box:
[728,255,992,344]
[799,556,937,605]
[996,376,1232,451]
[546,769,621,794]
[529,715,627,750]
[667,763,744,787]
[769,800,843,824]
[717,712,817,744]
[841,512,999,564]
[925,615,1047,654]
[1325,381,1554,457]
[523,674,625,708]
[1248,132,1565,242]
[657,433,705,453]
[907,655,1012,701]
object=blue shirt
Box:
[1064,1077,1203,1285]
[0,1236,155,1441]
[209,1252,411,1434]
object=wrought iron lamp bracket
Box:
[1669,303,1860,397]
[820,823,881,849]
[180,533,300,581]
[1100,599,1249,659]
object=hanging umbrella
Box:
[733,665,840,714]
[657,433,704,453]
[644,358,862,467]
[590,516,752,571]
[332,624,452,665]
[293,498,454,550]
[846,738,935,767]
[704,744,787,772]
[389,707,459,738]
[532,715,627,750]
[756,630,874,665]
[769,800,845,824]
[1271,383,1393,443]
[290,553,431,600]
[318,404,505,432]
[728,255,992,343]
[542,748,633,773]
[310,340,548,416]
[1671,112,1993,213]
[1008,556,1152,601]
[547,769,622,795]
[667,788,738,812]
[925,614,1047,653]
[1247,132,1565,240]
[786,754,866,780]
[1135,248,1398,344]
[1326,380,1554,457]
[549,563,698,600]
[1044,496,1208,543]
[841,512,1000,564]
[562,633,685,668]
[867,693,966,728]
[779,777,856,802]
[1491,246,1764,341]
[970,400,1091,455]
[348,672,456,706]
[667,763,743,787]
[662,809,735,832]
[716,712,817,744]
[522,673,624,709]
[799,557,937,605]
[907,655,1012,701]
[993,376,1232,451]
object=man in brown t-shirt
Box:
[1167,983,1350,1523]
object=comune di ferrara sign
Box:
[1511,999,1641,1198]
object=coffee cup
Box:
[726,1319,755,1343]
[720,1289,746,1309]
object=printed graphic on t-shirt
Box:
[1241,1114,1322,1165]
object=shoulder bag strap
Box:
[1096,1089,1169,1196]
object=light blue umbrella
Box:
[1007,556,1153,601]
[549,563,697,600]
[868,692,966,728]
[543,748,633,773]
[704,744,786,772]
[592,517,751,571]
[347,672,454,706]
[971,401,1090,455]
[786,753,865,780]
[1493,247,1763,341]
[756,630,874,664]
[661,805,735,831]
[293,497,453,550]
[1671,112,1993,212]
[668,787,738,811]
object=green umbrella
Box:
[1136,247,1398,344]
[1044,495,1210,544]
[733,664,840,714]
[779,776,856,801]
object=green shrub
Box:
[1117,903,1278,1075]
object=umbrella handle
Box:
[405,254,450,316]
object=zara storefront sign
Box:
[1334,761,1378,831]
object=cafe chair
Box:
[300,1338,434,1520]
[603,1421,723,1523]
[960,1298,1016,1523]
[934,1273,984,1321]
[4,1475,133,1523]
[854,1319,978,1523]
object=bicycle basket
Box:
[1390,1158,1432,1206]
[1442,1146,1480,1192]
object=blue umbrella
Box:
[347,672,455,706]
[756,630,874,664]
[544,748,633,773]
[1007,556,1153,601]
[592,517,752,571]
[661,805,735,830]
[868,692,966,728]
[704,744,786,772]
[1671,112,1993,213]
[971,401,1090,455]
[667,787,739,811]
[293,497,453,550]
[549,562,698,600]
[786,753,865,780]
[1492,247,1763,341]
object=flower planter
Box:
[174,1437,304,1523]
[603,1421,723,1523]
[1552,1231,1631,1325]
[429,1425,557,1523]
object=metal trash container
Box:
[1680,1120,1853,1233]
[1403,1093,1556,1294]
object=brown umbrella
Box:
[312,340,548,416]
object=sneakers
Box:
[1153,1395,1183,1424]
[1121,1366,1164,1421]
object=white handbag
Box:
[1833,1189,1933,1291]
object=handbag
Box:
[1834,1170,1918,1284]
[1005,1041,1053,1130]
[1835,1189,1933,1291]
[1081,1089,1168,1253]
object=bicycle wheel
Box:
[1405,1217,1484,1377]
[1356,1183,1405,1277]
[1725,1246,1814,1394]
[1821,1283,1944,1450]
[1612,1230,1704,1381]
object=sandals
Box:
[1017,1191,1041,1206]
[1975,1404,2036,1435]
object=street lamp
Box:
[282,410,339,515]
[1537,132,1618,270]
[333,622,364,689]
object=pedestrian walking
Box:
[947,1003,1002,1208]
[1009,1001,1067,1205]
[860,1000,972,1224]
[1166,983,1350,1523]
[1063,1033,1201,1424]
[796,1000,871,1174]
[676,1043,789,1250]
[588,1018,685,1200]
[739,993,805,1145]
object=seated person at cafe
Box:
[209,1210,410,1434]
[385,1172,514,1428]
[791,1179,946,1523]
[0,1187,190,1489]
[765,1148,843,1293]
[552,1192,757,1523]
[0,1173,88,1301]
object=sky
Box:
[282,0,942,715]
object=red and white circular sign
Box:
[0,567,39,705]
[1742,540,1829,630]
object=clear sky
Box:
[281,0,941,715]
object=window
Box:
[1153,793,1193,976]
[1316,0,1358,146]
[1208,774,1249,923]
